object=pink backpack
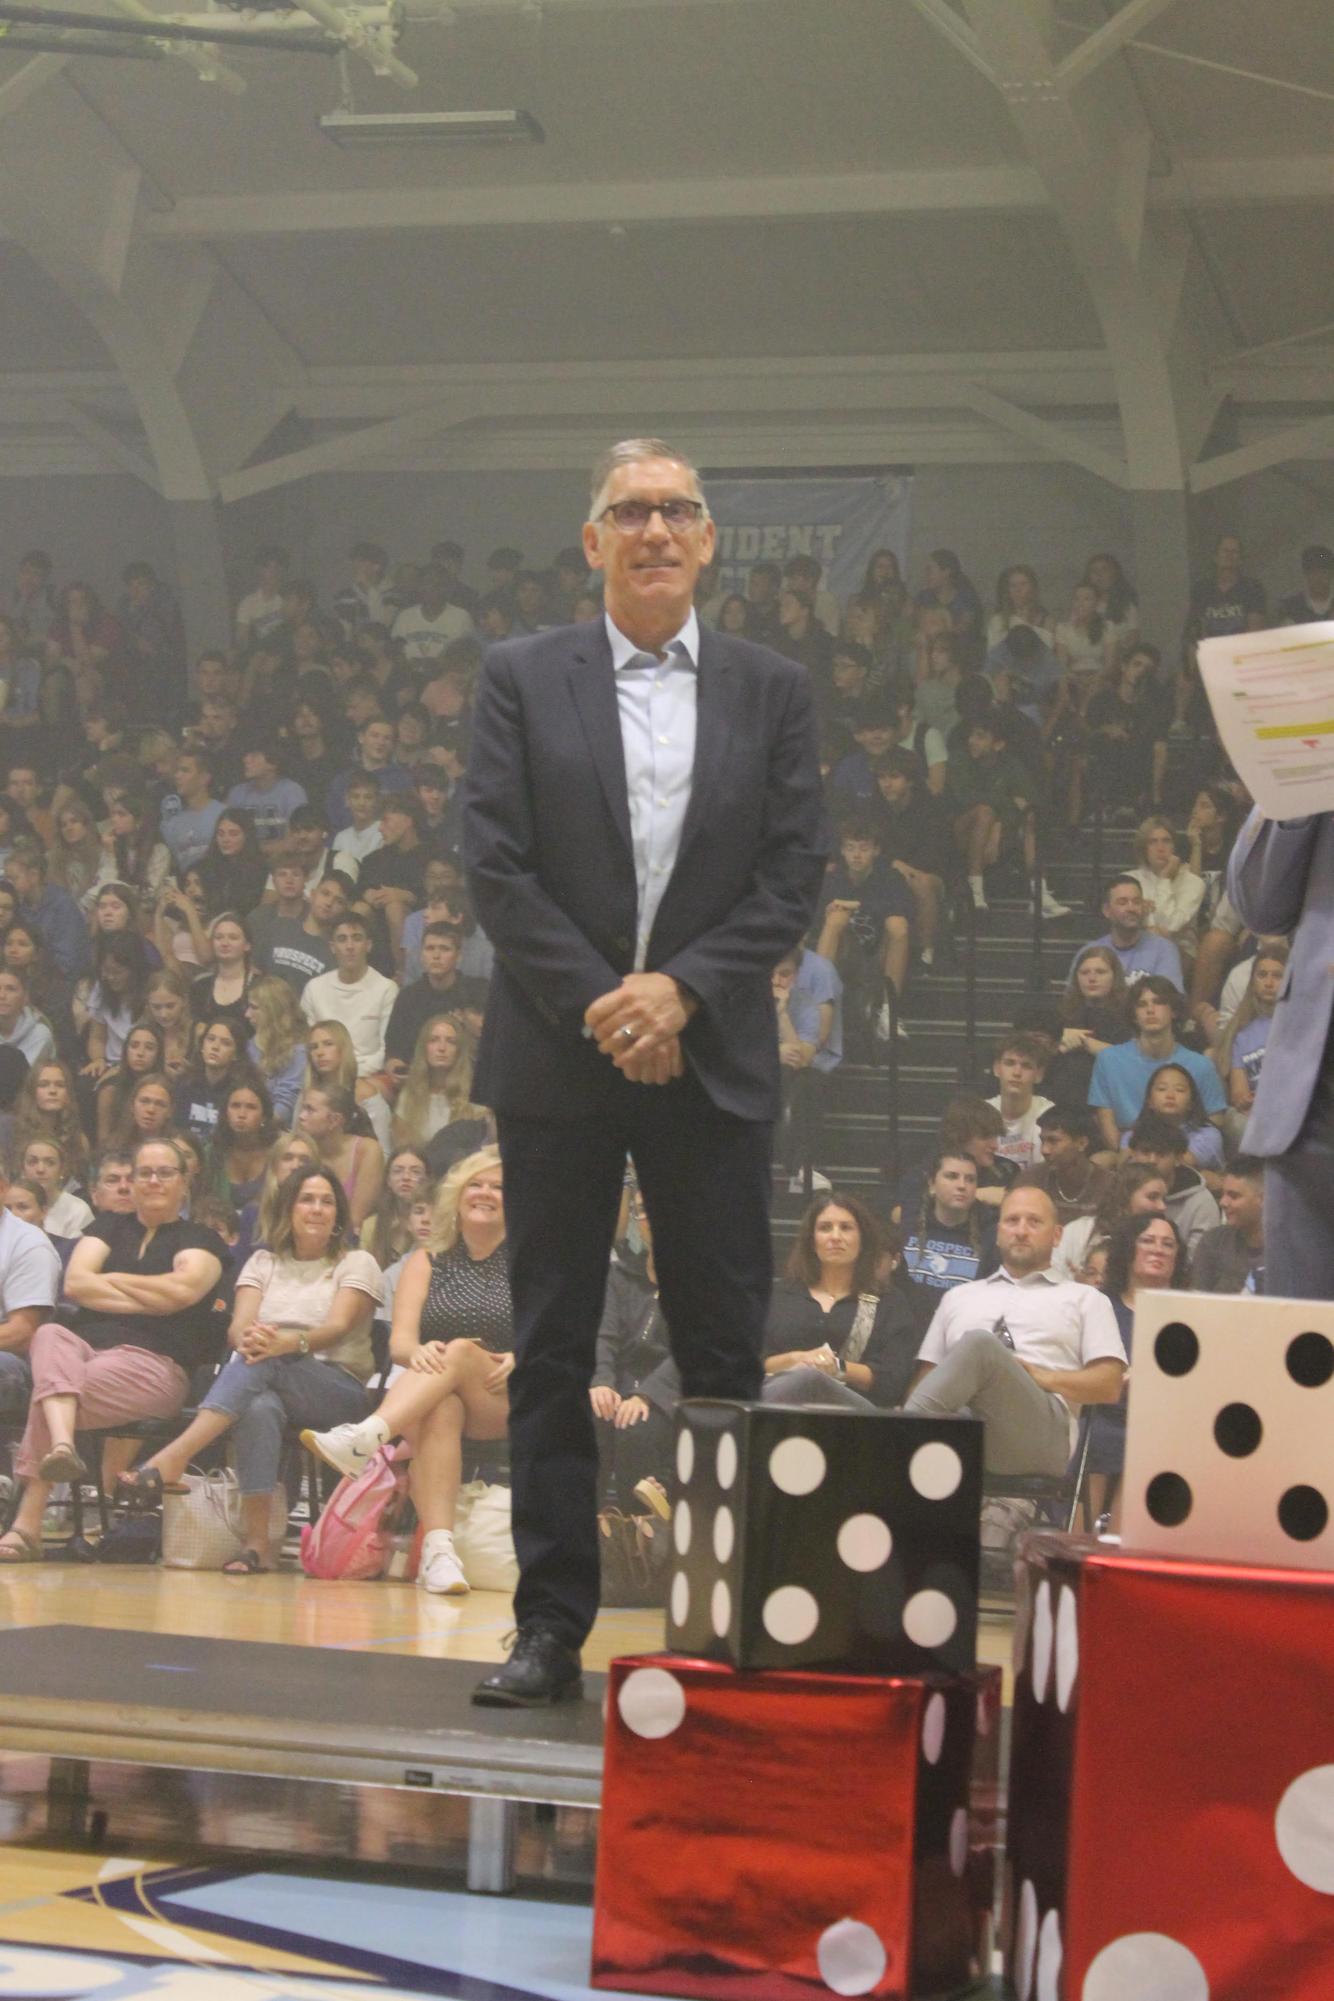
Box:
[300,1441,417,1581]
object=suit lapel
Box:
[567,625,633,857]
[675,625,733,865]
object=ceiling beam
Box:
[139,152,1329,242]
[61,401,160,489]
[959,383,1129,486]
[905,0,994,82]
[1056,0,1182,88]
[1190,414,1334,494]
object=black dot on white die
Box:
[1145,1470,1192,1527]
[1213,1402,1263,1458]
[1153,1322,1199,1378]
[1278,1484,1329,1543]
[1286,1332,1334,1389]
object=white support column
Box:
[1129,489,1192,660]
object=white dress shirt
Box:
[918,1264,1126,1436]
[605,609,699,968]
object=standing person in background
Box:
[463,437,827,1705]
[1227,808,1334,1298]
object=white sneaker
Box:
[300,1414,390,1479]
[875,1003,909,1042]
[787,1169,832,1194]
[418,1530,469,1595]
[1038,886,1072,919]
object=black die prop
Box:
[1121,1291,1334,1571]
[667,1400,982,1675]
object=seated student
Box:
[243,975,306,1126]
[1049,945,1133,1105]
[1124,1110,1221,1259]
[143,969,194,1085]
[986,1031,1053,1171]
[205,1076,278,1213]
[946,713,1067,917]
[1088,1211,1188,1530]
[93,1020,167,1146]
[814,815,914,1042]
[899,1151,998,1327]
[194,808,270,919]
[358,793,430,974]
[4,1175,77,1276]
[592,1193,685,1514]
[302,1147,509,1598]
[226,742,308,853]
[384,922,488,1068]
[867,749,954,969]
[300,1017,393,1151]
[12,1058,89,1189]
[1212,943,1285,1153]
[1122,1061,1224,1174]
[20,1138,93,1238]
[297,1082,384,1231]
[0,1156,63,1427]
[820,640,879,753]
[113,1073,176,1154]
[1074,876,1184,991]
[1019,1106,1113,1226]
[1050,1157,1169,1282]
[117,1163,381,1574]
[1192,1156,1266,1294]
[0,1138,226,1564]
[248,851,333,993]
[0,967,53,1070]
[1088,976,1226,1155]
[360,1144,430,1266]
[329,774,385,875]
[904,1185,1126,1476]
[391,1013,482,1152]
[1130,816,1206,964]
[172,1015,245,1144]
[828,701,899,805]
[300,913,397,1079]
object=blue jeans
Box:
[201,1355,370,1494]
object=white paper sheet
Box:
[1197,619,1334,819]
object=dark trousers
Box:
[497,1069,772,1648]
[1265,1139,1334,1301]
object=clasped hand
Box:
[240,1321,298,1362]
[585,973,695,1086]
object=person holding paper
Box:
[1227,810,1334,1299]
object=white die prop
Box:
[1121,1291,1334,1572]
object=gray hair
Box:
[587,438,709,525]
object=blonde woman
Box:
[300,1019,392,1149]
[144,969,194,1083]
[244,976,306,1124]
[1130,816,1205,961]
[11,1059,89,1186]
[48,799,102,904]
[304,1146,510,1596]
[392,1012,481,1148]
[252,1130,320,1250]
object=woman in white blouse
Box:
[117,1162,382,1573]
[1130,815,1205,964]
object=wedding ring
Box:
[620,1025,637,1042]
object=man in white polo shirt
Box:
[906,1184,1126,1474]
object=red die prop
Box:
[1005,1532,1334,2000]
[593,1653,999,2001]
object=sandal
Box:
[221,1548,271,1576]
[38,1445,87,1484]
[115,1467,187,1513]
[0,1528,42,1564]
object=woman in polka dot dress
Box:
[302,1145,511,1595]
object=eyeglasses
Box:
[134,1166,182,1182]
[599,499,704,534]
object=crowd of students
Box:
[0,519,1316,1574]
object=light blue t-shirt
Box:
[226,778,308,846]
[1229,1018,1269,1090]
[791,947,843,1073]
[1088,1039,1226,1133]
[1075,931,1185,993]
[161,798,224,873]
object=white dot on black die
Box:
[769,1435,827,1496]
[713,1505,735,1564]
[815,1918,887,1996]
[908,1440,964,1500]
[717,1431,738,1490]
[676,1428,694,1487]
[921,1692,946,1765]
[711,1577,731,1638]
[1055,1585,1079,1712]
[1035,1909,1062,2001]
[762,1584,820,1646]
[617,1666,687,1740]
[1031,1580,1053,1704]
[949,1806,968,1878]
[1081,1932,1209,2001]
[836,1513,892,1572]
[670,1570,689,1628]
[1014,1879,1037,2001]
[1274,1764,1334,1893]
[673,1499,692,1557]
[902,1588,957,1650]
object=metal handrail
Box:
[953,877,979,1084]
[882,975,901,1193]
[1028,807,1045,991]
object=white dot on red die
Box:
[837,1514,892,1572]
[1055,1585,1079,1712]
[1082,1933,1209,2001]
[617,1666,687,1740]
[1036,1909,1062,2001]
[815,1918,887,1996]
[902,1588,956,1650]
[769,1436,826,1495]
[1031,1580,1053,1704]
[716,1432,737,1490]
[909,1440,963,1501]
[676,1428,694,1487]
[1015,1879,1037,2001]
[949,1807,968,1878]
[673,1499,691,1556]
[921,1692,946,1765]
[1274,1764,1334,1893]
[711,1578,731,1638]
[762,1584,819,1646]
[713,1505,735,1565]
[670,1570,689,1627]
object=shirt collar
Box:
[605,607,700,673]
[986,1265,1062,1287]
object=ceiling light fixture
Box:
[317,107,544,145]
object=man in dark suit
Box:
[463,439,828,1704]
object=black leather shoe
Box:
[471,1624,584,1708]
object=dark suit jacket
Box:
[462,619,829,1122]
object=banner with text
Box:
[707,475,912,607]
